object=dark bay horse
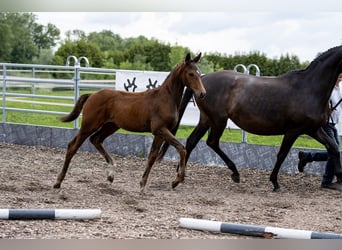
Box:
[159,46,342,191]
[53,53,206,192]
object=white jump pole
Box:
[179,218,342,239]
[0,209,101,220]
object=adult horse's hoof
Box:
[107,175,114,183]
[271,179,280,192]
[231,173,240,183]
[53,183,61,189]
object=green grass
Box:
[175,126,324,149]
[0,87,326,149]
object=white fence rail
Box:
[0,60,204,130]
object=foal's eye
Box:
[189,73,195,77]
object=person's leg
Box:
[321,124,338,186]
[298,151,328,172]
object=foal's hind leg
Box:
[53,130,91,188]
[206,122,240,183]
[89,123,119,183]
[140,136,164,193]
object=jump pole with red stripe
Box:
[179,218,342,239]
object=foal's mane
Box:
[162,61,186,84]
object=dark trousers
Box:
[304,123,340,185]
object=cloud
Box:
[34,11,342,62]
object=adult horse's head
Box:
[181,53,206,99]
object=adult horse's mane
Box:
[282,45,342,78]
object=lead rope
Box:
[331,97,342,111]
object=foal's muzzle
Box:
[196,91,206,99]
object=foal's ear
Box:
[185,53,191,63]
[193,53,202,63]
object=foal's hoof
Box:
[172,175,184,189]
[53,183,61,189]
[140,179,147,191]
[272,187,281,192]
[172,180,179,189]
[231,173,240,183]
[139,186,146,195]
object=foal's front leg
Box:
[160,128,187,189]
[140,136,164,193]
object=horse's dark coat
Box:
[160,46,342,191]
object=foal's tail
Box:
[157,87,194,161]
[60,94,91,122]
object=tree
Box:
[0,12,60,64]
[144,40,171,71]
[54,40,104,68]
[50,26,310,74]
[0,20,12,62]
[198,57,215,74]
[2,13,38,63]
[33,23,60,51]
[65,29,86,42]
[87,30,123,51]
[169,45,189,68]
[32,49,55,65]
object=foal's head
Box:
[179,53,206,99]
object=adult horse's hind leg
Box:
[140,135,164,193]
[89,122,119,183]
[53,130,91,188]
[309,127,342,181]
[206,123,240,183]
[270,132,299,192]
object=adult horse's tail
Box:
[157,87,194,160]
[60,94,91,122]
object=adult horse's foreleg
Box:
[184,120,210,166]
[140,136,164,193]
[53,131,90,188]
[89,122,119,183]
[206,123,240,183]
[173,119,210,175]
[270,133,299,192]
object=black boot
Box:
[298,151,308,172]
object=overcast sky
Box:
[33,10,342,63]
